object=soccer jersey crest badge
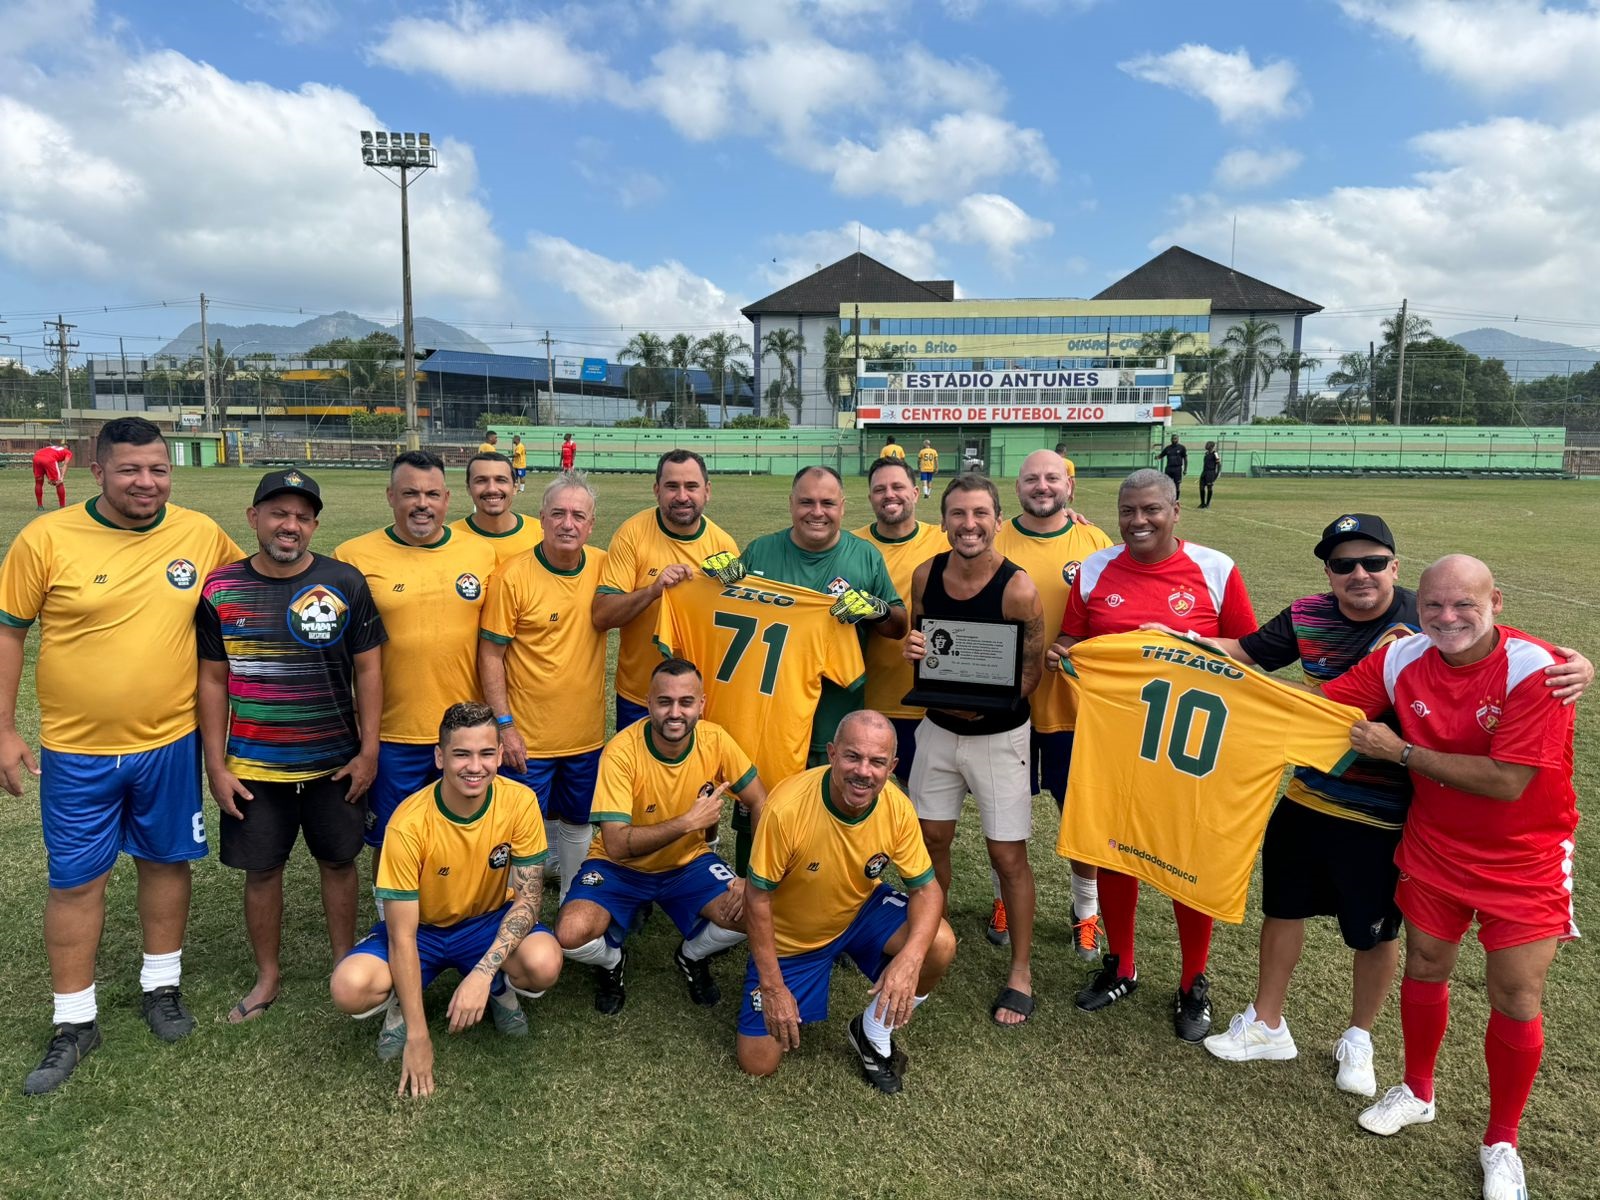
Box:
[488,842,511,870]
[1168,588,1196,617]
[864,852,890,880]
[825,576,851,597]
[1063,560,1081,585]
[166,559,198,589]
[455,572,482,600]
[1476,699,1502,732]
[287,584,349,646]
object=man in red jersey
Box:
[1046,467,1256,1041]
[33,438,72,509]
[1320,555,1579,1200]
[560,433,576,471]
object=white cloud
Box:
[635,45,737,141]
[1339,0,1600,101]
[526,235,743,329]
[921,193,1053,269]
[1119,44,1304,124]
[241,0,337,44]
[1213,147,1303,189]
[763,222,941,286]
[832,113,1056,203]
[368,10,626,97]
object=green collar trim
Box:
[820,768,876,825]
[434,781,492,825]
[655,509,706,542]
[87,496,167,533]
[466,513,524,539]
[535,544,586,576]
[384,524,452,549]
[644,723,695,765]
[870,522,922,545]
[1009,515,1073,539]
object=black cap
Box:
[252,467,323,515]
[1314,513,1395,560]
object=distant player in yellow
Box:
[1,416,242,1095]
[479,472,608,901]
[879,435,906,462]
[329,702,562,1098]
[451,451,542,568]
[556,659,767,1014]
[592,449,737,730]
[510,434,528,492]
[334,451,496,861]
[478,430,499,456]
[917,440,939,497]
[851,455,947,783]
[738,712,955,1094]
[994,448,1113,957]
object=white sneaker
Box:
[1334,1031,1377,1096]
[1479,1142,1527,1200]
[1358,1083,1436,1135]
[1204,1011,1298,1062]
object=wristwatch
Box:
[1399,743,1414,766]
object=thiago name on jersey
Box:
[1138,642,1247,680]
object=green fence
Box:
[487,426,856,475]
[1176,425,1568,475]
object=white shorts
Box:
[909,718,1033,843]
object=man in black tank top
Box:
[903,474,1045,1026]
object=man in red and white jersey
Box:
[1321,555,1579,1200]
[1046,467,1257,1041]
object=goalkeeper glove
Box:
[702,552,746,584]
[829,589,889,625]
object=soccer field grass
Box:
[1,468,1596,1200]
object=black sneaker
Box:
[846,1014,904,1095]
[141,986,196,1042]
[23,1022,101,1096]
[1174,973,1212,1042]
[1075,953,1139,1013]
[673,942,721,1007]
[593,946,628,1016]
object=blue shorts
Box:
[1031,729,1075,810]
[40,731,205,889]
[889,717,921,785]
[566,853,737,946]
[920,472,933,483]
[367,741,440,849]
[502,748,601,824]
[514,468,528,481]
[615,695,648,731]
[350,902,553,988]
[737,885,909,1037]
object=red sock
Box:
[1098,870,1139,978]
[1400,976,1450,1103]
[54,483,66,507]
[1484,1009,1543,1147]
[1174,901,1213,991]
[34,478,44,505]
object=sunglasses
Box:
[1327,555,1394,575]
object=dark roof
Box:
[740,253,954,318]
[1094,246,1321,315]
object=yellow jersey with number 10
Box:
[849,521,948,719]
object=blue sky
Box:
[6,0,1600,376]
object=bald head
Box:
[1418,554,1503,662]
[1419,554,1495,597]
[827,710,898,811]
[835,709,896,748]
[1016,449,1072,521]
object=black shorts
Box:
[1261,797,1402,950]
[1029,729,1074,810]
[219,774,366,871]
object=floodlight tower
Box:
[360,129,438,448]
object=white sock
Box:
[543,819,561,868]
[140,950,181,992]
[373,886,386,922]
[564,937,622,970]
[352,990,395,1020]
[990,866,1003,902]
[1342,1025,1372,1047]
[557,821,593,902]
[1243,1003,1286,1033]
[682,921,746,961]
[508,984,545,1000]
[705,835,721,855]
[1071,871,1099,919]
[53,984,96,1026]
[861,993,928,1055]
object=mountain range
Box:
[1447,327,1600,379]
[154,311,493,360]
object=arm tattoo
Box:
[472,864,543,977]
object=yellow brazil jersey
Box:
[479,545,608,757]
[880,444,906,461]
[449,512,544,570]
[597,508,738,706]
[1058,631,1362,923]
[748,766,934,956]
[588,719,758,873]
[376,778,548,928]
[1061,456,1076,477]
[994,515,1113,733]
[849,521,948,719]
[917,447,938,473]
[333,526,497,744]
[477,441,497,456]
[0,500,242,754]
[655,573,865,791]
[512,443,527,470]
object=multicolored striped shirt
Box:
[197,554,388,782]
[1238,587,1420,828]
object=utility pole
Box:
[1369,340,1376,425]
[200,292,212,430]
[538,331,555,425]
[119,337,131,407]
[1393,298,1407,425]
[46,315,78,412]
[399,166,418,445]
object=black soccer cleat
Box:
[593,946,628,1016]
[1174,972,1213,1043]
[846,1014,904,1095]
[142,986,196,1043]
[23,1021,101,1096]
[1075,953,1139,1013]
[673,942,721,1007]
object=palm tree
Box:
[619,331,670,420]
[694,330,753,426]
[760,328,805,422]
[1135,326,1196,366]
[1180,347,1245,424]
[1327,349,1377,423]
[1275,348,1322,409]
[306,333,401,412]
[822,326,856,413]
[1221,318,1285,422]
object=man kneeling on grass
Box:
[737,711,956,1095]
[330,702,562,1097]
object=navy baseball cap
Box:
[1314,513,1395,560]
[253,467,323,515]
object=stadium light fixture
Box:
[358,128,439,448]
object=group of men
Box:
[0,418,1588,1197]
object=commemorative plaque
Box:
[902,616,1025,713]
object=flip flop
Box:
[226,995,278,1025]
[990,986,1036,1026]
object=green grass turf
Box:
[1,468,1597,1199]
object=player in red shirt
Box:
[1047,468,1257,1040]
[1322,555,1580,1200]
[559,434,576,471]
[33,440,73,509]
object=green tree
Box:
[1179,347,1246,424]
[822,326,857,412]
[1135,326,1196,366]
[305,332,402,412]
[1220,318,1285,421]
[1325,350,1376,423]
[760,328,805,422]
[619,331,670,420]
[693,330,752,426]
[663,332,704,427]
[1275,348,1321,408]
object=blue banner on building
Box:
[581,358,608,381]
